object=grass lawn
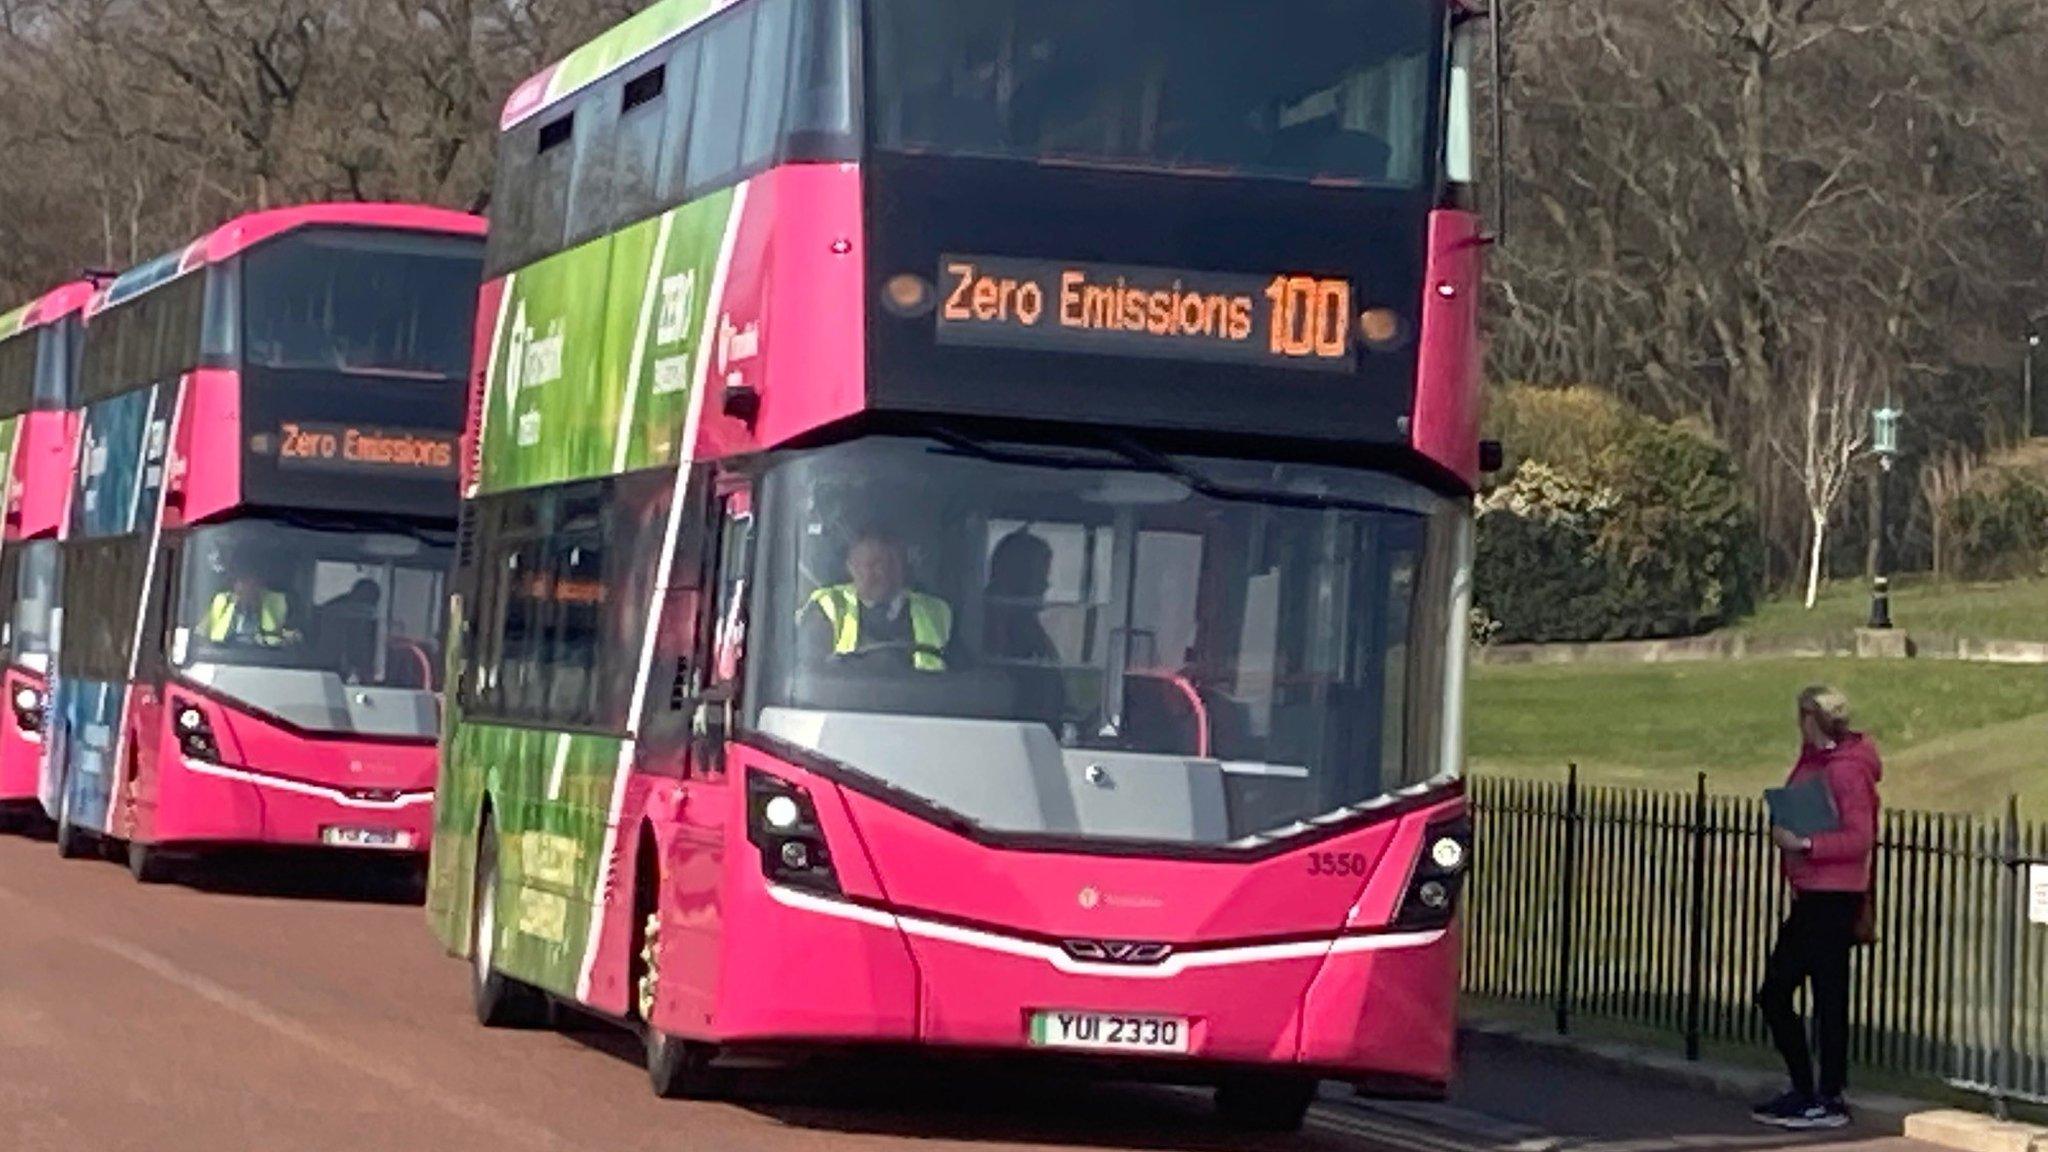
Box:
[1469,658,2048,813]
[1733,575,2048,642]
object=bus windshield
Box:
[869,0,1442,188]
[241,230,479,380]
[748,436,1465,848]
[3,539,59,667]
[173,520,452,734]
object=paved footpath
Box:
[0,831,1951,1152]
[1330,1029,1950,1152]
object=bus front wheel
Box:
[635,875,729,1100]
[127,840,177,884]
[469,816,549,1028]
[1215,1077,1318,1132]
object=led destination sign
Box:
[935,255,1356,373]
[269,421,458,478]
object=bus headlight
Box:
[746,770,839,895]
[11,685,42,732]
[1395,813,1473,931]
[173,701,220,762]
[1430,837,1467,872]
[763,795,802,832]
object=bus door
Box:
[662,477,751,1023]
[124,536,181,839]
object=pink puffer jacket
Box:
[1781,733,1883,894]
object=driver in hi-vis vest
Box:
[204,572,295,646]
[799,528,952,672]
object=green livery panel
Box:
[476,190,738,494]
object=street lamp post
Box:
[2028,333,2041,441]
[1869,406,1902,631]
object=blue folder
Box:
[1765,777,1840,837]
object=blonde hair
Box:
[1799,685,1853,741]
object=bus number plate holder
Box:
[322,827,414,851]
[1029,1010,1190,1055]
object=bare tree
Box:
[1918,447,1976,583]
[1771,325,1882,607]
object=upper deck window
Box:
[34,320,76,410]
[0,330,38,417]
[78,275,206,407]
[486,0,857,278]
[870,0,1441,190]
[241,229,483,380]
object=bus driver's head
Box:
[846,529,908,608]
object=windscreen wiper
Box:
[1093,433,1398,516]
[933,426,1400,516]
[928,426,1142,473]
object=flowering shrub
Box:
[1476,392,1762,643]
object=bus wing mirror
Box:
[689,690,734,773]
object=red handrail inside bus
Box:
[1125,668,1211,759]
[390,639,434,690]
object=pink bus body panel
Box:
[698,165,869,459]
[129,687,434,848]
[634,745,1462,1078]
[0,667,44,803]
[11,410,80,541]
[170,369,244,527]
[1410,210,1486,487]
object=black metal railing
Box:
[1463,768,2047,1113]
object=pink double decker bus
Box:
[0,281,90,830]
[46,206,485,882]
[432,0,1482,1130]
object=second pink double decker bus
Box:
[45,205,485,882]
[0,281,90,830]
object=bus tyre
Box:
[127,840,175,884]
[637,907,729,1101]
[469,819,548,1028]
[54,787,90,860]
[647,1031,729,1101]
[1215,1077,1317,1132]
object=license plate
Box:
[1029,1010,1190,1055]
[321,827,413,850]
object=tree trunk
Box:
[1805,512,1827,609]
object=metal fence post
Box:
[1994,795,2021,1121]
[1555,763,1581,1036]
[1685,771,1709,1061]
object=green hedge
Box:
[1477,389,1763,643]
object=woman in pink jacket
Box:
[1752,685,1882,1131]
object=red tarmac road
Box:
[0,832,1393,1152]
[0,831,1947,1152]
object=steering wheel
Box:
[834,640,949,666]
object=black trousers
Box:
[1755,891,1862,1097]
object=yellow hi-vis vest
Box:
[804,586,951,671]
[204,590,291,645]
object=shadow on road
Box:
[0,807,55,842]
[552,1010,1330,1151]
[174,848,426,906]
